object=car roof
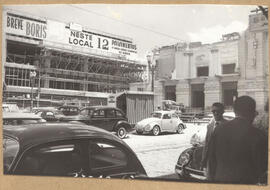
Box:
[3,123,124,150]
[82,106,122,111]
[58,105,79,109]
[153,110,176,114]
[3,112,42,119]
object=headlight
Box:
[144,124,151,131]
[178,152,190,166]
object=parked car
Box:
[3,123,147,179]
[135,110,186,136]
[175,112,235,180]
[58,105,80,116]
[35,110,65,122]
[2,102,20,112]
[32,107,58,113]
[3,112,46,125]
[60,106,132,139]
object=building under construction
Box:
[2,9,146,108]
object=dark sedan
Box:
[61,106,132,139]
[3,123,147,179]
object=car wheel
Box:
[177,124,184,134]
[117,127,127,139]
[152,125,160,136]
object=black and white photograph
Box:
[2,3,269,187]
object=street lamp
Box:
[147,51,159,92]
[30,70,36,111]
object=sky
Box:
[4,4,259,62]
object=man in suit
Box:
[201,102,228,180]
[208,96,268,184]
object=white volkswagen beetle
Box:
[135,110,186,136]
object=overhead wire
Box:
[67,4,187,43]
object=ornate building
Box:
[132,12,268,111]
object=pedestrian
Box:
[201,102,228,180]
[208,96,268,184]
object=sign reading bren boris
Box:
[5,13,47,40]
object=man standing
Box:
[201,102,228,180]
[208,96,268,184]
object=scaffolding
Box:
[4,39,146,107]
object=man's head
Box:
[233,96,257,123]
[211,102,225,121]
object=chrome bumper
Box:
[175,164,206,180]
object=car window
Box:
[151,112,162,118]
[15,141,84,176]
[163,114,171,119]
[46,112,54,116]
[36,111,43,116]
[172,114,178,118]
[106,109,115,118]
[88,140,128,176]
[3,107,10,112]
[3,119,42,125]
[115,110,124,118]
[92,110,105,118]
[3,136,20,173]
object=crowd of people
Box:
[201,96,268,184]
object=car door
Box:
[104,109,118,131]
[88,110,109,131]
[171,113,180,131]
[161,113,173,131]
[87,139,145,179]
[13,140,86,177]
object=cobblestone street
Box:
[124,123,206,177]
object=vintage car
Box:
[60,106,132,139]
[35,109,66,122]
[175,112,235,180]
[3,123,147,179]
[2,102,20,113]
[58,105,80,116]
[135,110,186,136]
[3,112,46,125]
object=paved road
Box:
[124,123,206,178]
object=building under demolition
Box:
[131,11,269,111]
[2,9,146,108]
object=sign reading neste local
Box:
[5,13,47,40]
[68,30,137,60]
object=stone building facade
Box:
[132,12,268,111]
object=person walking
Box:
[208,96,268,184]
[201,102,228,180]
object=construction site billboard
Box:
[3,10,138,61]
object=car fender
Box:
[147,122,161,131]
[114,120,131,130]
